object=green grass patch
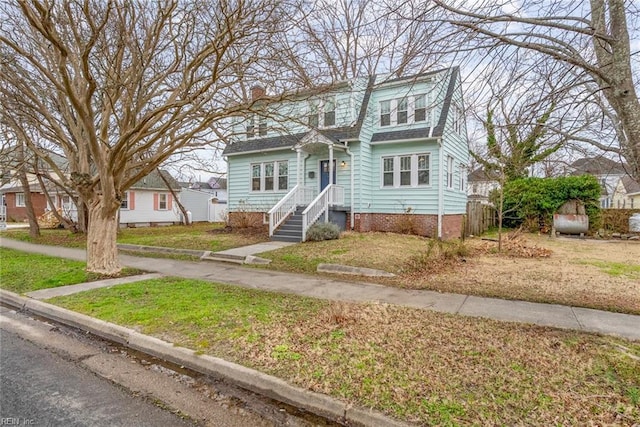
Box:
[579,260,640,279]
[1,223,269,252]
[0,248,141,293]
[48,277,325,354]
[45,279,640,425]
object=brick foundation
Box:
[352,213,463,239]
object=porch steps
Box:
[271,206,305,242]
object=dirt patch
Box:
[207,226,268,238]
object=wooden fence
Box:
[465,201,496,236]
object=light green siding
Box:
[226,68,469,221]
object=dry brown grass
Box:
[49,277,640,425]
[261,232,640,315]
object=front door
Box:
[320,160,336,191]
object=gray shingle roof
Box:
[223,76,375,156]
[370,67,459,143]
[621,175,640,195]
[131,169,180,190]
[570,157,628,176]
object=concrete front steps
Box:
[271,206,304,242]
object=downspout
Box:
[437,138,444,239]
[344,141,355,230]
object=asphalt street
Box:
[1,327,196,427]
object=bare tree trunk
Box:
[86,197,120,275]
[16,171,40,238]
[15,143,40,237]
[157,169,190,225]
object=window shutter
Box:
[167,194,173,210]
[153,193,158,211]
[130,191,136,210]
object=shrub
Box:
[306,222,341,241]
[500,175,601,232]
[405,239,469,272]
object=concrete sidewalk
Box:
[2,237,639,341]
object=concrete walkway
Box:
[2,237,639,341]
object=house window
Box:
[380,100,391,127]
[258,116,267,136]
[452,105,463,134]
[397,97,408,124]
[308,101,319,127]
[381,154,430,188]
[383,158,394,187]
[417,155,429,185]
[158,193,168,210]
[414,95,426,122]
[250,161,289,192]
[16,192,25,207]
[246,114,255,138]
[323,98,335,127]
[459,164,466,191]
[120,192,129,210]
[447,156,454,188]
[278,162,288,191]
[264,162,274,191]
[400,156,412,186]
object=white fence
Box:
[208,201,228,223]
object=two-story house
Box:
[223,67,469,241]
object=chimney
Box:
[250,85,265,101]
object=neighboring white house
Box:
[467,167,499,205]
[569,157,628,209]
[179,188,228,222]
[612,175,640,209]
[118,170,182,227]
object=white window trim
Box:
[380,153,431,188]
[458,164,467,192]
[16,192,26,207]
[158,193,168,211]
[447,156,454,189]
[379,93,431,128]
[250,160,289,193]
[120,192,130,210]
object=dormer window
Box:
[414,95,426,122]
[258,116,267,136]
[308,101,319,127]
[397,97,408,124]
[323,98,335,127]
[246,114,255,138]
[380,100,391,126]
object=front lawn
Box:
[0,248,141,293]
[49,278,640,425]
[1,223,270,252]
[257,232,640,315]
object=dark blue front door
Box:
[320,160,336,191]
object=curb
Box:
[118,243,206,257]
[317,263,396,278]
[0,289,412,427]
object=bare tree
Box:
[0,0,296,274]
[428,0,640,181]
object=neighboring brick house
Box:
[223,67,469,241]
[0,181,48,222]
